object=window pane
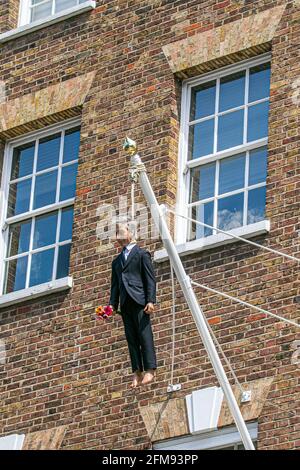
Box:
[55,0,77,13]
[7,179,32,217]
[190,81,216,121]
[29,248,54,287]
[56,243,71,278]
[218,193,244,230]
[247,101,269,142]
[59,163,78,201]
[219,153,245,195]
[189,119,214,159]
[7,221,31,257]
[189,163,215,203]
[11,143,35,180]
[249,147,268,185]
[33,170,57,209]
[249,63,271,103]
[188,202,214,241]
[4,256,28,294]
[217,110,244,152]
[31,1,53,22]
[63,127,80,163]
[219,71,245,112]
[247,186,266,224]
[33,212,58,249]
[36,134,61,172]
[60,207,74,241]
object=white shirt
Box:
[123,241,136,260]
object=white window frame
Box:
[18,0,32,26]
[0,117,80,305]
[18,0,89,27]
[153,422,258,451]
[176,53,272,246]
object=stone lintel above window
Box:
[0,72,95,139]
[162,6,286,79]
[139,378,274,443]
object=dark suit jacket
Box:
[108,244,156,311]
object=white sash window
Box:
[0,120,80,296]
[18,0,88,26]
[177,55,271,244]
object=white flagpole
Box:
[124,139,255,450]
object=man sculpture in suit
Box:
[109,222,157,389]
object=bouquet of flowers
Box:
[95,305,114,320]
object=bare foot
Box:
[131,371,143,389]
[142,369,155,385]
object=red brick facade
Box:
[0,0,299,450]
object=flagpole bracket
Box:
[167,384,182,393]
[241,390,252,403]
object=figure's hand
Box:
[109,305,117,313]
[144,302,154,314]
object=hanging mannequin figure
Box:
[109,221,157,389]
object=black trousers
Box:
[121,294,157,373]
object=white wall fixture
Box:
[185,386,224,434]
[0,434,25,450]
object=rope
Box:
[202,312,244,396]
[167,260,247,394]
[131,179,135,222]
[190,279,299,329]
[166,208,300,264]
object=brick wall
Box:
[0,0,299,450]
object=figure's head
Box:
[116,220,136,247]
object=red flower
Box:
[104,305,113,317]
[95,305,113,320]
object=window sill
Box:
[154,220,270,263]
[0,1,96,43]
[0,276,73,309]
